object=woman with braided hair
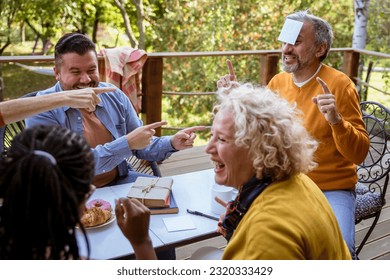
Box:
[0,125,156,260]
[0,125,95,259]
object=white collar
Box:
[294,64,322,87]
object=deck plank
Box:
[159,145,213,176]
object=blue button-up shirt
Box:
[25,82,176,177]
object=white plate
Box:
[79,212,116,230]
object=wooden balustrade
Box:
[1,48,389,136]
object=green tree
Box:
[366,0,390,53]
[1,0,389,133]
[149,0,357,135]
[19,0,78,54]
[113,0,146,48]
[0,0,23,55]
[366,0,390,91]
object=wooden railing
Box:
[1,48,389,135]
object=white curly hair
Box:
[215,83,318,181]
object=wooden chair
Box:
[1,92,37,153]
[127,155,161,177]
[2,120,25,152]
[355,100,390,256]
[0,126,6,154]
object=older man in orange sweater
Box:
[218,11,369,259]
[268,11,369,260]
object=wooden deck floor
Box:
[159,145,390,260]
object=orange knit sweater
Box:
[268,64,369,190]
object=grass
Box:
[1,63,56,100]
[362,71,390,107]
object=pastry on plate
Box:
[81,207,112,227]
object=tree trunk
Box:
[92,9,100,43]
[25,20,42,54]
[352,0,371,100]
[352,0,370,49]
[132,0,146,49]
[113,0,138,48]
[20,22,25,43]
[41,38,53,55]
[32,35,40,54]
[0,37,11,55]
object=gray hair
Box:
[287,10,333,61]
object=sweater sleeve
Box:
[331,82,370,164]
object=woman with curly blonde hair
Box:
[206,83,350,259]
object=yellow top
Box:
[222,174,351,260]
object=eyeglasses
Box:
[85,184,96,200]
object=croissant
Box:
[81,207,112,227]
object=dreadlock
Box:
[0,125,94,259]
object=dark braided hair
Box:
[0,125,94,259]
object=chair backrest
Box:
[0,126,5,154]
[127,155,161,177]
[355,101,390,255]
[358,100,390,200]
[1,91,37,152]
[2,120,25,152]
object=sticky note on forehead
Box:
[278,18,304,45]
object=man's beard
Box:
[282,46,317,73]
[282,61,300,73]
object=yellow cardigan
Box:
[268,64,369,191]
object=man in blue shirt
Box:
[26,32,204,188]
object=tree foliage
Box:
[361,0,390,91]
[150,0,358,131]
[0,0,23,54]
[366,0,389,53]
[1,0,389,135]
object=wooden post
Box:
[98,57,106,82]
[0,64,3,102]
[342,51,360,85]
[259,54,280,85]
[142,57,163,136]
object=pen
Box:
[187,209,219,221]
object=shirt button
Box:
[78,117,81,120]
[103,170,106,173]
